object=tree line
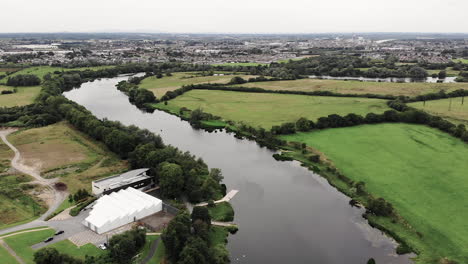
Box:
[6,74,41,86]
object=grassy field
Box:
[0,85,41,107]
[452,58,468,64]
[8,122,128,193]
[234,79,468,97]
[281,123,468,263]
[409,97,468,126]
[47,240,103,259]
[426,67,460,77]
[153,90,390,129]
[0,244,19,264]
[4,229,55,264]
[208,202,234,222]
[212,62,267,67]
[139,72,256,98]
[0,139,46,229]
[0,65,114,84]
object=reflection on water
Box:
[64,77,414,264]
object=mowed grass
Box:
[208,202,234,222]
[281,123,468,262]
[409,97,468,126]
[234,78,468,97]
[0,65,114,84]
[0,244,19,264]
[139,72,257,98]
[154,90,390,129]
[46,240,103,259]
[4,229,55,264]
[8,121,128,193]
[452,58,468,64]
[0,85,41,107]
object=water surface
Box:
[64,76,414,264]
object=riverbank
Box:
[150,100,466,263]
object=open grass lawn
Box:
[409,97,468,126]
[209,226,229,246]
[234,78,468,97]
[0,85,41,107]
[281,123,468,263]
[0,244,19,264]
[426,67,460,77]
[154,90,390,129]
[0,65,114,84]
[208,202,234,222]
[47,240,103,259]
[139,72,256,98]
[452,58,468,64]
[8,121,128,193]
[4,229,55,264]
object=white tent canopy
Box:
[83,187,162,234]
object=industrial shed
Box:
[83,187,162,234]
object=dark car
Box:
[44,237,54,243]
[55,230,64,236]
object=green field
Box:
[154,90,390,129]
[281,123,468,263]
[0,244,19,264]
[426,67,460,77]
[234,79,468,97]
[47,240,103,259]
[8,121,129,193]
[0,65,114,84]
[139,72,256,98]
[0,85,41,107]
[208,202,234,222]
[4,229,55,264]
[212,62,267,67]
[452,58,468,64]
[409,97,468,126]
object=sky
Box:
[0,0,467,33]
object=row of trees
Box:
[116,80,156,107]
[6,74,41,86]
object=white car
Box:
[98,244,107,250]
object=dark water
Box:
[64,76,414,264]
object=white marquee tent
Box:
[83,187,162,234]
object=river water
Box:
[64,76,413,264]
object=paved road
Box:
[0,129,68,235]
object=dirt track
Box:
[0,128,68,221]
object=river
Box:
[64,76,413,264]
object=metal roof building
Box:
[92,168,152,196]
[83,187,162,234]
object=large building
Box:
[83,187,162,234]
[92,168,153,196]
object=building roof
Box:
[93,168,150,191]
[85,187,162,228]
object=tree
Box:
[178,237,210,264]
[408,66,428,79]
[228,76,247,85]
[438,70,447,79]
[34,248,63,264]
[295,117,314,131]
[369,197,394,217]
[162,212,192,262]
[191,206,211,225]
[367,258,376,264]
[159,162,184,198]
[108,228,146,264]
[209,168,223,183]
[211,244,230,264]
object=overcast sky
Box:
[1,0,467,33]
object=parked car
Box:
[98,244,107,250]
[55,230,64,236]
[44,237,54,243]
